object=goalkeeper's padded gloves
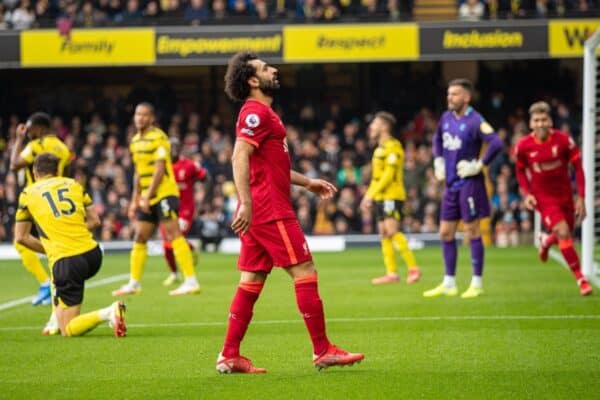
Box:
[456,159,483,178]
[434,157,445,181]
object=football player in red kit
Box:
[515,101,592,296]
[160,137,207,286]
[216,51,364,374]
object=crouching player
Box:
[15,153,127,337]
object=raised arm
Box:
[10,124,30,172]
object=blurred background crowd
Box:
[0,0,598,30]
[0,81,584,248]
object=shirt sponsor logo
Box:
[442,132,462,151]
[532,160,562,172]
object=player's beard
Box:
[449,100,466,114]
[258,75,280,97]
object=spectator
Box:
[162,0,183,20]
[185,0,211,24]
[143,0,161,22]
[254,0,269,20]
[9,0,35,29]
[458,0,485,21]
[33,0,52,26]
[115,0,143,24]
[0,4,8,29]
[75,2,105,27]
[320,0,340,19]
[336,154,362,187]
[212,0,228,19]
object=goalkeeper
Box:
[423,79,502,299]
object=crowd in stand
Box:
[0,0,597,30]
[0,88,583,248]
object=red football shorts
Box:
[237,218,313,273]
[537,198,574,231]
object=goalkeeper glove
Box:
[456,159,483,178]
[434,157,445,181]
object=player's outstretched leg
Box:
[461,237,484,299]
[538,232,558,263]
[424,239,458,297]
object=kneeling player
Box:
[15,153,126,337]
[515,101,592,296]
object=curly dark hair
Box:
[224,51,258,102]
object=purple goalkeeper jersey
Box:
[433,106,501,191]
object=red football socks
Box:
[559,238,583,280]
[294,273,330,356]
[222,282,264,358]
[163,245,177,273]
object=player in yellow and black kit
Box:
[10,112,71,307]
[360,112,421,284]
[112,102,200,296]
[15,153,126,337]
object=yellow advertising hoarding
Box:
[284,24,418,63]
[21,28,155,67]
[549,19,600,57]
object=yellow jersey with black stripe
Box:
[20,135,71,186]
[15,177,97,267]
[366,137,406,201]
[130,127,179,205]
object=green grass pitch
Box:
[1,246,599,399]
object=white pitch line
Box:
[1,314,600,331]
[0,273,129,312]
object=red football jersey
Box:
[235,99,296,225]
[173,156,206,219]
[515,129,584,203]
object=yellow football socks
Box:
[172,236,196,278]
[65,311,102,337]
[381,238,397,275]
[480,217,492,247]
[15,242,49,284]
[130,242,147,282]
[393,232,417,269]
